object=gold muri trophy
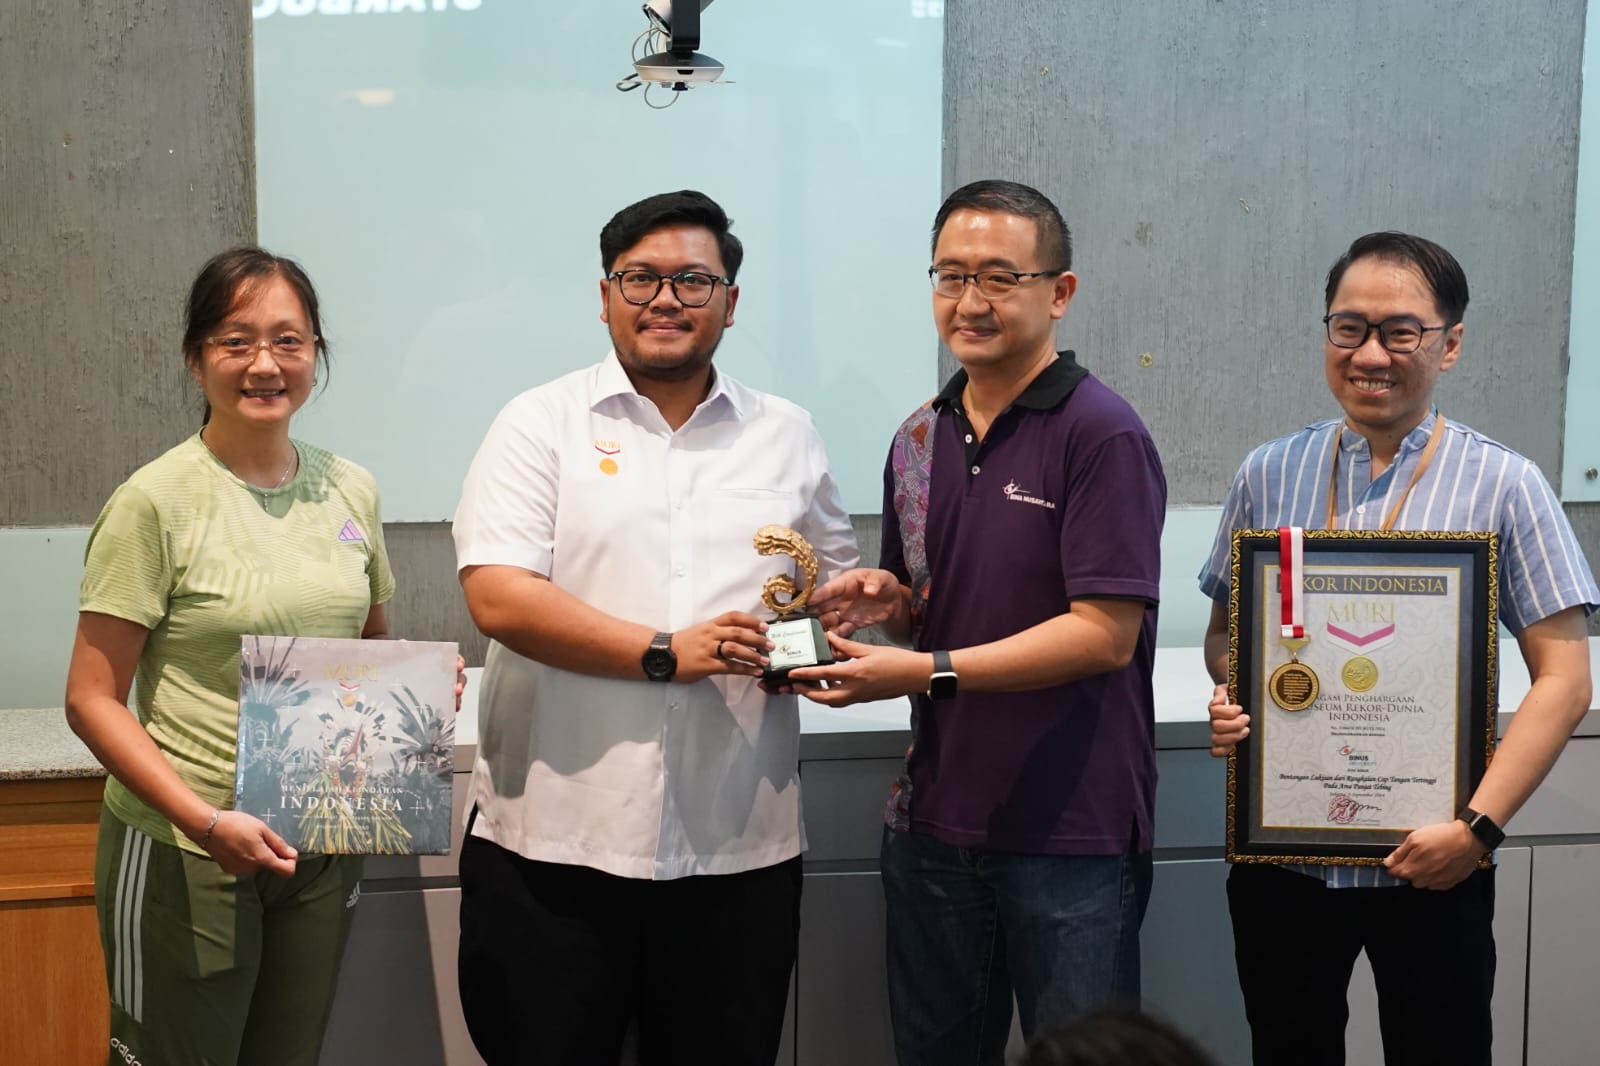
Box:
[753,524,835,683]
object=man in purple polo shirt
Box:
[787,180,1167,1064]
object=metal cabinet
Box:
[1525,844,1600,1065]
[318,739,1583,1066]
[321,885,482,1066]
[796,871,896,1065]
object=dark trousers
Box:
[881,827,1152,1066]
[1227,863,1496,1066]
[457,832,802,1066]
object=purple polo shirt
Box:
[879,353,1166,855]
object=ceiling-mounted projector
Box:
[634,0,723,87]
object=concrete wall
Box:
[943,0,1588,506]
[0,1,256,527]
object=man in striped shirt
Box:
[1200,231,1598,1066]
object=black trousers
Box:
[1227,863,1496,1066]
[457,832,802,1066]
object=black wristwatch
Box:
[1458,806,1505,851]
[927,650,958,700]
[642,631,677,682]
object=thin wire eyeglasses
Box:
[1322,313,1444,355]
[206,334,317,361]
[929,267,1063,300]
[606,270,732,307]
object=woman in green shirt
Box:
[67,248,399,1066]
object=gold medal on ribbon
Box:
[1269,636,1320,712]
[1269,528,1320,712]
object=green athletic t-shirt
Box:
[80,434,396,854]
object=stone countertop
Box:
[0,708,105,781]
[9,639,1600,779]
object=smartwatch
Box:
[927,650,958,700]
[642,631,677,683]
[1458,806,1505,851]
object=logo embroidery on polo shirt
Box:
[1001,480,1057,510]
[594,438,621,476]
[337,519,365,542]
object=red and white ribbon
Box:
[1279,525,1305,640]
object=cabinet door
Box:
[1526,843,1600,1065]
[321,887,483,1066]
[1139,858,1252,1065]
[800,759,902,863]
[796,872,896,1066]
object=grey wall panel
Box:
[0,2,256,526]
[944,0,1585,504]
[852,512,881,570]
[383,522,487,664]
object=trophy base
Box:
[762,615,835,684]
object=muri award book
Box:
[234,636,459,855]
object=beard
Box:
[609,319,725,383]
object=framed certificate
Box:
[1225,529,1498,864]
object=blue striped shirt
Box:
[1199,410,1599,888]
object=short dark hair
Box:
[182,246,329,424]
[1021,1008,1217,1066]
[931,180,1072,272]
[599,189,744,281]
[1324,231,1469,327]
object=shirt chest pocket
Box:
[695,488,806,596]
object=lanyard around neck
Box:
[1324,414,1446,531]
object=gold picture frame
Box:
[1225,530,1498,865]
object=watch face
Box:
[643,644,676,681]
[928,672,958,700]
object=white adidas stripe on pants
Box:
[111,825,153,1024]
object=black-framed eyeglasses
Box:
[606,269,732,307]
[1323,312,1445,354]
[929,267,1063,300]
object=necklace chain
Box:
[259,453,296,508]
[199,430,297,510]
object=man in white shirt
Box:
[452,189,858,1065]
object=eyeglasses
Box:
[929,267,1063,300]
[1323,313,1444,354]
[207,333,317,362]
[606,270,731,308]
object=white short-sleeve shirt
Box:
[453,351,859,879]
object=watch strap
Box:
[927,650,958,700]
[1458,806,1505,850]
